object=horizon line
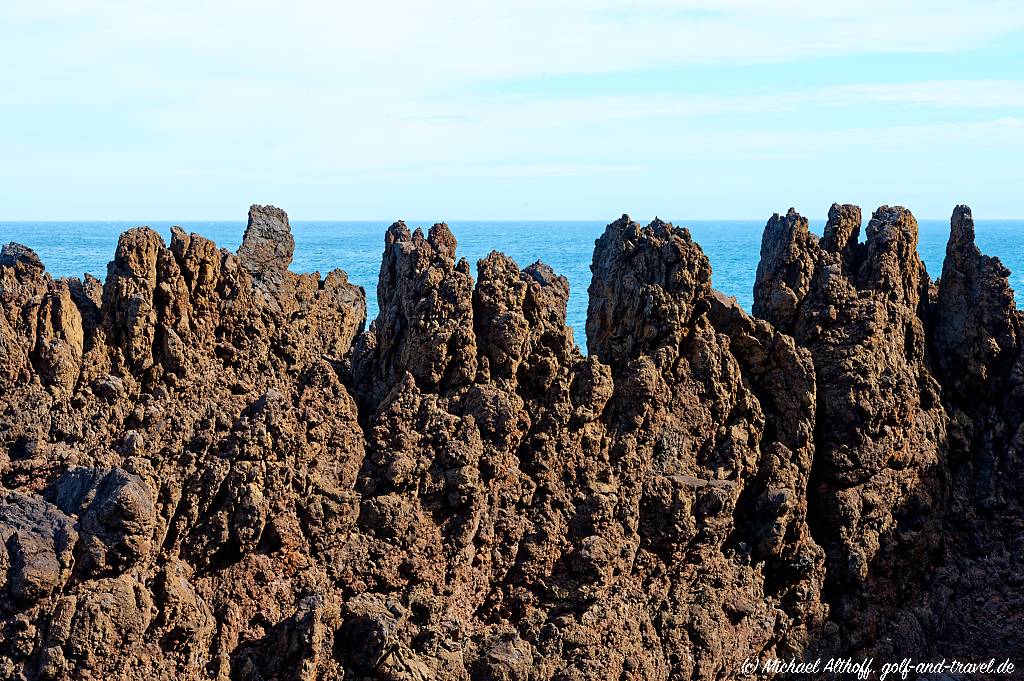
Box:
[5,215,1023,224]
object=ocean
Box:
[3,218,1023,347]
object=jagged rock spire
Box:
[586,215,712,366]
[1,202,1022,678]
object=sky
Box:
[2,0,1023,220]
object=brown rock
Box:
[352,222,477,407]
[0,202,1021,679]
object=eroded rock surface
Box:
[0,202,1020,679]
[754,203,1024,665]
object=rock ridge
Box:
[0,202,1020,679]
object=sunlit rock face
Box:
[0,202,1020,680]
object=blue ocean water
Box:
[2,218,1023,349]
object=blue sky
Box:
[2,1,1023,220]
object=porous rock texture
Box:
[0,203,1020,679]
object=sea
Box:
[2,219,1023,348]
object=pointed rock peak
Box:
[477,250,519,276]
[752,208,820,332]
[766,208,809,236]
[524,261,565,290]
[647,217,675,237]
[109,227,164,281]
[169,225,190,252]
[587,209,713,365]
[760,210,815,264]
[758,209,816,269]
[821,203,862,256]
[953,203,973,224]
[935,205,1019,397]
[866,205,917,246]
[941,205,991,286]
[597,215,645,248]
[385,221,411,245]
[829,202,861,222]
[238,204,294,274]
[860,206,925,304]
[606,213,637,233]
[428,223,457,261]
[948,204,978,259]
[0,243,44,272]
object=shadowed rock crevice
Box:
[0,202,1021,679]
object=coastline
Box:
[0,203,1021,678]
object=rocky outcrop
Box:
[587,217,826,676]
[352,222,477,408]
[0,202,1021,679]
[927,205,1024,657]
[754,202,1023,664]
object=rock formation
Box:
[0,202,1020,679]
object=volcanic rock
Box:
[0,202,1020,679]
